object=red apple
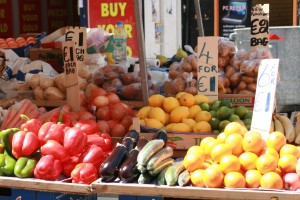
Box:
[283,173,300,191]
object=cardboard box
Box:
[0,188,35,200]
[218,94,255,107]
[29,48,64,73]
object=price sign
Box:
[197,36,218,101]
[251,59,279,140]
[250,4,269,51]
[65,26,87,66]
[62,41,80,112]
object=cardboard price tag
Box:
[251,59,279,140]
[250,4,270,51]
[197,36,218,101]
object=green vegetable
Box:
[14,157,37,178]
[165,160,185,186]
[0,128,20,158]
[0,153,17,176]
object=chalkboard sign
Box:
[197,37,218,101]
[62,40,81,112]
[250,4,269,51]
[251,59,279,140]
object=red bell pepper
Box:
[78,144,106,169]
[11,131,40,159]
[64,127,87,156]
[50,110,73,128]
[38,122,64,145]
[34,155,62,181]
[71,163,98,184]
[74,119,98,135]
[20,114,42,136]
[62,156,79,177]
[87,133,112,152]
[40,140,70,162]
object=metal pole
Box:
[194,0,205,36]
[134,0,149,105]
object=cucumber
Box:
[148,157,174,177]
[156,166,169,186]
[136,139,165,173]
[138,172,153,184]
[165,160,185,186]
[178,169,191,186]
[146,146,173,171]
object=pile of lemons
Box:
[136,92,212,133]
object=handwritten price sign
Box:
[197,37,218,101]
[251,59,279,140]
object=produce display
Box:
[136,93,252,133]
[0,36,37,49]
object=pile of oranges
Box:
[184,121,300,190]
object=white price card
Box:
[251,59,279,140]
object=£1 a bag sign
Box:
[250,4,269,51]
[196,37,218,101]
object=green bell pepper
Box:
[0,153,16,176]
[0,128,20,158]
[14,157,37,178]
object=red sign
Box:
[47,0,68,33]
[87,0,138,57]
[18,0,42,33]
[0,0,13,37]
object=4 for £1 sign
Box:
[87,0,138,57]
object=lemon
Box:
[195,111,212,122]
[162,97,180,113]
[175,92,188,99]
[144,118,164,129]
[171,123,192,132]
[165,123,175,131]
[148,94,165,107]
[194,94,210,104]
[148,107,167,124]
[189,105,202,119]
[170,106,190,123]
[193,121,212,133]
[136,106,151,119]
[140,119,146,126]
[179,93,195,107]
[165,112,170,125]
[182,118,197,129]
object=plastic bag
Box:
[86,28,112,47]
[218,37,236,57]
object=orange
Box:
[203,167,224,188]
[193,121,212,133]
[210,143,232,163]
[278,154,297,173]
[256,154,277,175]
[188,105,202,119]
[216,132,227,144]
[162,97,180,113]
[200,137,216,149]
[224,171,246,188]
[184,150,205,172]
[242,131,265,155]
[186,145,204,155]
[266,131,287,152]
[190,169,205,187]
[259,147,279,161]
[224,122,247,136]
[220,155,241,174]
[260,172,283,190]
[225,133,244,156]
[148,94,165,107]
[195,111,212,122]
[280,144,300,158]
[245,169,262,188]
[203,139,218,159]
[178,93,195,107]
[239,152,259,171]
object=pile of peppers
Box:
[0,112,113,184]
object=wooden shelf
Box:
[31,100,67,107]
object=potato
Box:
[120,83,141,100]
[237,81,247,91]
[54,73,66,92]
[33,86,45,100]
[241,76,255,83]
[171,77,186,94]
[181,62,193,72]
[238,89,255,95]
[78,76,88,90]
[40,77,54,90]
[218,56,230,70]
[120,73,135,85]
[225,66,235,79]
[225,87,232,94]
[29,74,40,89]
[78,66,92,80]
[247,82,257,92]
[229,72,242,87]
[44,87,65,100]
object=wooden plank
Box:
[0,176,92,195]
[91,181,300,200]
[31,100,67,107]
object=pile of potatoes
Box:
[29,65,92,100]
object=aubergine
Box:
[136,137,149,151]
[99,144,127,181]
[121,137,135,154]
[101,173,118,183]
[124,129,139,143]
[118,148,140,181]
[152,129,168,144]
[120,173,140,183]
